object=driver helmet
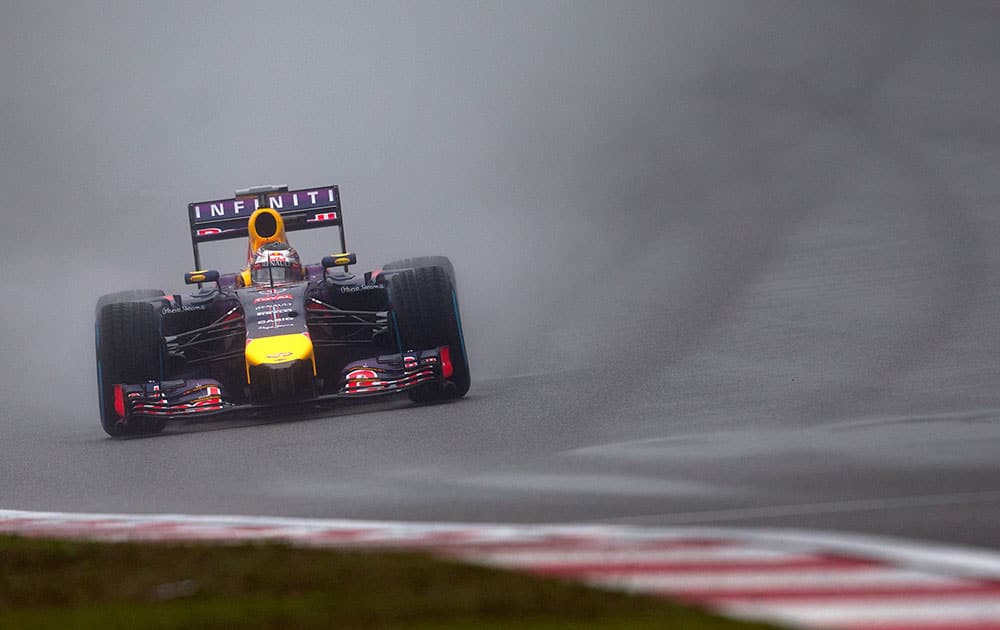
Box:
[251,242,303,285]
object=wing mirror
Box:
[321,253,357,268]
[184,269,221,285]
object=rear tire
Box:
[389,266,470,402]
[95,301,166,437]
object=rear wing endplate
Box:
[186,184,346,270]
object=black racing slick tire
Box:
[95,301,165,437]
[383,256,456,289]
[95,289,166,316]
[389,265,471,402]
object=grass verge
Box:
[0,535,779,629]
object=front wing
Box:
[112,347,453,424]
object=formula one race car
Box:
[94,184,470,436]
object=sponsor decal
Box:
[339,284,383,294]
[255,304,293,313]
[254,300,297,326]
[254,293,294,304]
[190,187,338,221]
[266,352,293,359]
[256,318,296,331]
[162,304,207,314]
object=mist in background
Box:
[2,2,999,428]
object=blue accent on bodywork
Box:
[391,311,405,357]
[387,281,406,357]
[451,290,468,362]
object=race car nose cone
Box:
[249,360,314,403]
[246,334,315,370]
[245,334,316,399]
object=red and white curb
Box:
[3,510,1000,629]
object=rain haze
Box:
[1,1,722,413]
[2,2,1000,547]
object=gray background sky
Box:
[0,1,721,409]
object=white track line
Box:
[453,546,805,566]
[608,490,1000,525]
[727,597,1000,627]
[584,568,963,592]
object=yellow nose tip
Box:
[245,333,316,382]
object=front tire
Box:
[95,289,165,316]
[389,265,470,402]
[383,256,456,289]
[95,301,165,437]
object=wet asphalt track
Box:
[2,4,1000,550]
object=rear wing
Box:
[187,184,346,270]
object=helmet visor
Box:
[252,261,301,285]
